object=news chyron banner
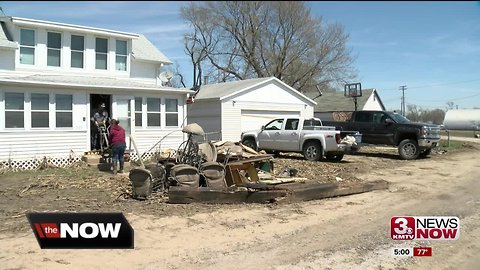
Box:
[391,216,460,240]
[26,212,134,249]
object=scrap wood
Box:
[259,177,307,185]
[239,143,260,155]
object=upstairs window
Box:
[20,29,35,65]
[165,99,178,127]
[31,93,50,128]
[71,35,84,68]
[47,32,62,67]
[5,92,25,128]
[116,40,127,71]
[95,38,108,70]
[56,94,73,128]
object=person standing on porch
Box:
[108,119,126,174]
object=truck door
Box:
[276,118,301,151]
[257,118,284,150]
[352,111,375,143]
[371,112,395,144]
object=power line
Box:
[379,78,480,92]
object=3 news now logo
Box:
[26,212,134,249]
[391,216,460,240]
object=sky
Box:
[1,1,479,111]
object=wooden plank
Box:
[168,186,289,204]
[168,180,389,204]
[246,163,259,183]
[288,180,389,202]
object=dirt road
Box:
[1,148,479,270]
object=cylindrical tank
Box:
[443,109,480,130]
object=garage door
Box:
[240,110,300,132]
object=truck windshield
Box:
[389,113,410,123]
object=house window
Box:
[47,32,61,67]
[147,98,161,127]
[31,93,49,128]
[165,99,178,127]
[71,35,84,68]
[95,38,108,70]
[116,40,127,71]
[135,97,142,127]
[55,94,72,128]
[20,29,35,65]
[5,92,24,128]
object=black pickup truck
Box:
[323,111,441,160]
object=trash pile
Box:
[128,123,278,200]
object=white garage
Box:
[187,77,316,142]
[240,110,301,132]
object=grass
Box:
[441,129,480,138]
[438,139,476,151]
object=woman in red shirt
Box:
[108,119,126,174]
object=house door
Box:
[112,95,134,147]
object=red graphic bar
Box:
[413,247,432,256]
[34,223,45,238]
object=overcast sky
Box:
[1,1,479,110]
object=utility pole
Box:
[399,85,407,115]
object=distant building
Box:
[305,88,386,121]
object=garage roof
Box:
[193,77,317,105]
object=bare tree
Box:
[446,101,455,111]
[180,1,356,91]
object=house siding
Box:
[362,92,384,111]
[0,130,87,160]
[133,129,185,154]
[221,100,312,142]
[187,100,222,141]
[0,49,15,71]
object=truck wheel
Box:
[419,148,432,158]
[398,139,420,160]
[326,154,344,162]
[241,138,257,151]
[303,141,322,161]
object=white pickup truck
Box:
[241,117,354,162]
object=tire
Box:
[419,148,432,158]
[303,141,322,161]
[398,139,420,160]
[325,154,344,162]
[242,138,257,151]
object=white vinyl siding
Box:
[47,32,62,67]
[71,35,84,68]
[0,131,88,161]
[95,37,108,70]
[20,29,35,65]
[187,100,222,141]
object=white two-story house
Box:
[0,16,193,170]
